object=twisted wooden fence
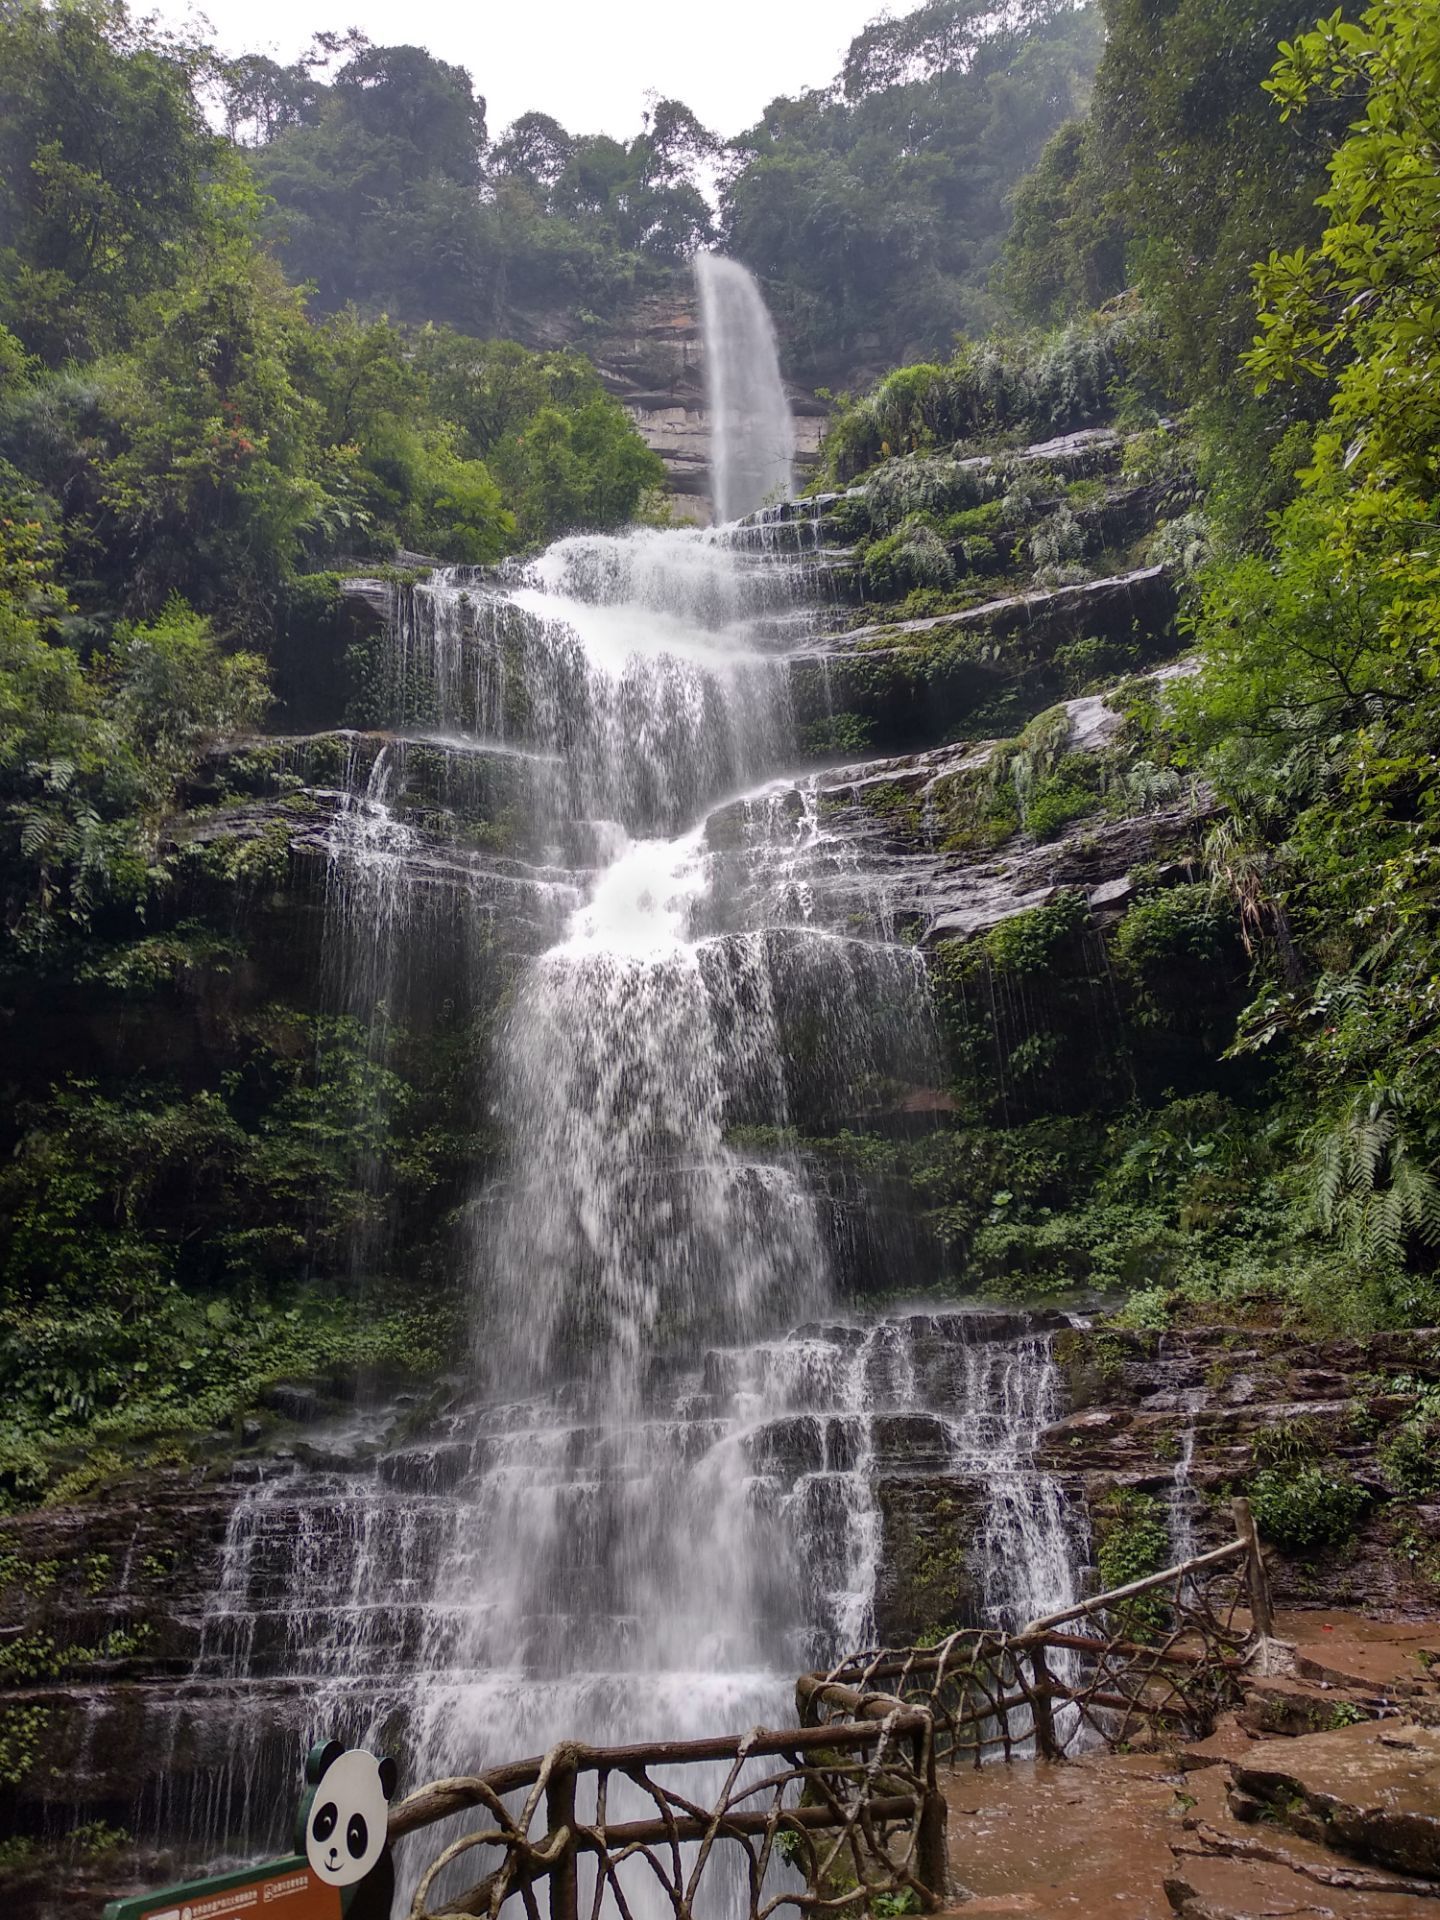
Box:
[808,1499,1272,1768]
[389,1710,946,1920]
[388,1502,1273,1920]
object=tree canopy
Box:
[721,0,1104,367]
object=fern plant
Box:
[1307,1083,1440,1265]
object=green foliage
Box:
[1252,1416,1325,1468]
[1096,1490,1172,1637]
[860,520,956,598]
[1249,1464,1367,1555]
[975,888,1091,977]
[1045,0,1348,401]
[0,1705,50,1789]
[246,39,714,329]
[0,565,268,950]
[0,2,221,361]
[1163,0,1440,1300]
[0,1010,471,1495]
[823,309,1143,483]
[1112,1286,1173,1331]
[1113,884,1241,1028]
[723,1,1105,363]
[1380,1416,1440,1497]
[1023,778,1094,841]
[1246,0,1440,499]
[1000,119,1127,325]
[799,713,876,759]
[0,9,663,647]
[870,1893,922,1919]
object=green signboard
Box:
[103,1854,343,1920]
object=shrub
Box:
[1024,777,1094,841]
[1113,1286,1173,1331]
[823,308,1144,483]
[1113,883,1240,1030]
[1097,1490,1172,1637]
[1249,1465,1367,1557]
[1381,1419,1440,1498]
[1252,1417,1325,1470]
[982,888,1090,976]
[860,518,955,596]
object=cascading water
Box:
[1167,1386,1207,1575]
[695,254,795,525]
[141,271,1087,1903]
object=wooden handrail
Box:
[392,1508,1276,1919]
[392,1715,926,1840]
[1017,1537,1246,1638]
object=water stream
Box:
[695,254,795,525]
[142,261,1086,1899]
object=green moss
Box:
[799,712,876,758]
[857,781,924,838]
[929,761,1021,851]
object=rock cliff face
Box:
[1045,1321,1440,1616]
[4,1315,1438,1917]
[5,398,1435,1916]
[588,289,825,521]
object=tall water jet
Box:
[695,254,795,524]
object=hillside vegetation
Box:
[813,0,1440,1333]
[0,0,1438,1499]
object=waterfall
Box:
[140,274,1087,1901]
[1167,1386,1207,1574]
[695,254,795,524]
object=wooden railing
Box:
[803,1499,1274,1767]
[389,1709,948,1920]
[387,1503,1273,1919]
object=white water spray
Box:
[148,273,1087,1906]
[695,255,795,524]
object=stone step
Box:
[1228,1721,1440,1880]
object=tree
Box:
[0,1,220,360]
[95,210,323,628]
[493,112,575,192]
[1179,0,1440,1284]
[330,43,486,183]
[723,2,1104,364]
[999,119,1127,323]
[841,0,1012,98]
[251,42,493,321]
[1078,0,1352,398]
[219,53,322,145]
[1246,0,1440,496]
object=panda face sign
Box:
[304,1747,397,1888]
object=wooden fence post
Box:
[1231,1497,1275,1639]
[1027,1645,1061,1760]
[545,1747,580,1920]
[913,1726,948,1906]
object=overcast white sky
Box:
[149,0,891,140]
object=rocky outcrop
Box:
[587,288,825,521]
[1229,1721,1440,1877]
[1045,1322,1440,1616]
[787,568,1179,753]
